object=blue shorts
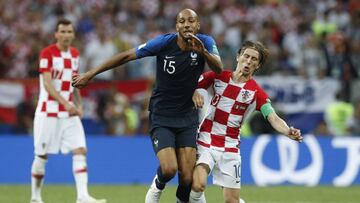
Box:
[149,112,199,154]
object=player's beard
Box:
[62,39,72,47]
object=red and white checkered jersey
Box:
[35,44,80,118]
[197,70,269,153]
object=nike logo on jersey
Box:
[214,84,221,87]
[165,56,175,59]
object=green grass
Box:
[1,184,359,203]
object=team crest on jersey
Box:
[239,89,255,103]
[242,90,250,100]
[190,52,198,66]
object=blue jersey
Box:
[136,33,219,116]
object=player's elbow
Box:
[211,64,223,74]
[266,112,278,124]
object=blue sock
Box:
[155,166,173,190]
[176,183,192,202]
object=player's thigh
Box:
[157,147,178,174]
[174,126,197,148]
[223,187,240,203]
[196,145,216,169]
[176,147,196,174]
[61,116,86,154]
[213,152,241,189]
[150,127,176,154]
[33,116,58,155]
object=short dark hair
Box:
[55,19,73,32]
[237,41,269,68]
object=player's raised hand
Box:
[192,90,204,109]
[186,33,205,54]
[72,73,90,88]
[288,126,303,142]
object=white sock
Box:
[189,190,206,203]
[73,154,89,199]
[31,156,47,200]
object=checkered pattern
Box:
[197,71,269,153]
[35,44,80,118]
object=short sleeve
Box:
[200,35,220,56]
[198,71,216,89]
[39,49,52,73]
[136,34,173,58]
[255,87,270,111]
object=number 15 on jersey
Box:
[163,59,175,74]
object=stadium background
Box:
[0,0,360,202]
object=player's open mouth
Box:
[244,66,250,71]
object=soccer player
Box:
[72,9,223,203]
[189,41,303,203]
[30,19,106,203]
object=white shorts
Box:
[33,116,86,155]
[196,145,241,189]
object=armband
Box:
[260,102,275,118]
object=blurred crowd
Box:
[1,0,360,136]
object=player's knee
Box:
[192,181,206,192]
[73,147,87,155]
[161,165,177,178]
[31,156,47,174]
[179,172,193,185]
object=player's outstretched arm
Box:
[187,33,223,74]
[72,48,137,88]
[267,112,303,142]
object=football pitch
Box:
[1,184,359,203]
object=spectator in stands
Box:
[313,119,333,136]
[326,33,358,101]
[347,99,360,136]
[14,93,37,134]
[325,92,354,136]
[103,89,139,136]
[83,28,117,81]
[249,112,277,135]
[30,19,105,203]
